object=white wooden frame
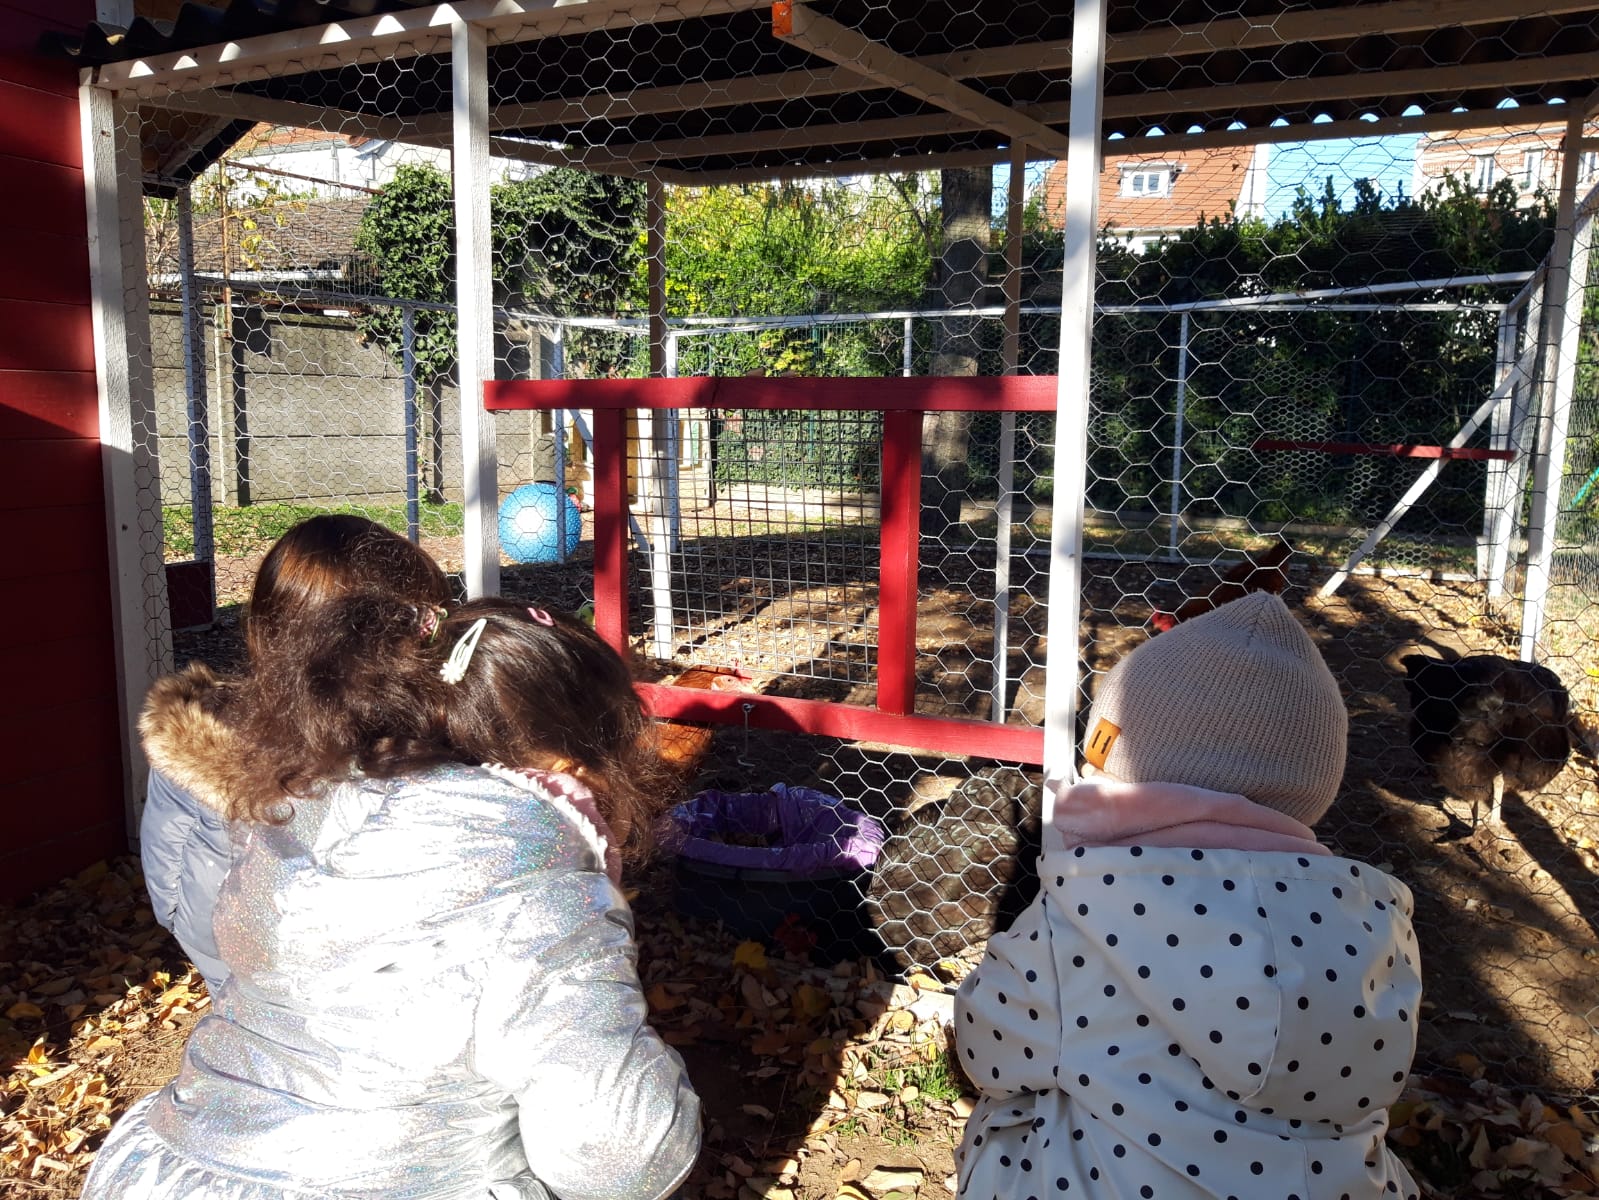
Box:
[1520,112,1598,659]
[1043,0,1109,784]
[453,18,500,598]
[82,85,173,840]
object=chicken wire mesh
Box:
[88,3,1599,1100]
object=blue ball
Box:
[499,482,582,564]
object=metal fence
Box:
[106,69,1599,1097]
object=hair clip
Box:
[418,606,446,643]
[527,606,555,626]
[440,618,488,684]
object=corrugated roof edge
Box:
[38,0,415,66]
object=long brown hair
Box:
[217,516,453,821]
[244,514,449,665]
[431,599,680,866]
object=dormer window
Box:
[1121,165,1174,198]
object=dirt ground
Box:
[7,532,1597,1197]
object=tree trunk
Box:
[924,165,993,539]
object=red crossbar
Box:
[486,374,1061,413]
[591,408,629,652]
[506,373,1051,759]
[877,410,921,715]
[1253,439,1514,462]
[638,683,1045,764]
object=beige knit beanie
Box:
[1082,591,1348,825]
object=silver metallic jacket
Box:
[83,702,700,1200]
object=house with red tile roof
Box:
[1037,144,1270,252]
[1411,123,1599,208]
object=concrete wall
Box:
[151,299,557,509]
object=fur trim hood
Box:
[140,664,242,818]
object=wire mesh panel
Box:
[90,1,1599,1125]
[1077,126,1599,1097]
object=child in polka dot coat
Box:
[954,592,1421,1200]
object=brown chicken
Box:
[1151,541,1293,632]
[654,665,756,775]
[1401,652,1574,829]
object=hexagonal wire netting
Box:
[117,7,1599,1096]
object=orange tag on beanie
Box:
[1084,718,1120,769]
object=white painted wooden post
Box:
[1169,311,1191,561]
[1480,301,1517,584]
[452,17,499,598]
[1486,275,1544,598]
[646,179,674,659]
[1043,0,1108,786]
[1520,113,1592,660]
[82,85,173,840]
[177,185,213,564]
[992,142,1025,724]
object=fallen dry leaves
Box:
[4,857,1597,1199]
[1,858,203,1197]
[1390,1069,1599,1198]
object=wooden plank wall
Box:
[0,0,126,901]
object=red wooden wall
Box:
[0,0,127,901]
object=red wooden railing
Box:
[486,375,1056,763]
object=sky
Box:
[1260,135,1419,219]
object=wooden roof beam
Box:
[148,88,688,182]
[407,0,1599,140]
[676,101,1580,186]
[147,88,416,145]
[771,3,1072,160]
[595,110,981,166]
[1105,102,1576,155]
[924,0,1599,79]
[506,49,1599,175]
[1075,48,1599,124]
[94,0,771,98]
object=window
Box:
[1519,148,1544,190]
[1471,154,1497,193]
[1582,150,1599,182]
[1120,167,1172,198]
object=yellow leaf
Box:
[75,861,109,885]
[732,941,768,971]
[749,1030,793,1056]
[905,972,942,991]
[1543,1121,1587,1161]
[27,1064,77,1088]
[646,983,686,1013]
[5,1002,43,1021]
[157,984,192,1006]
[793,984,831,1021]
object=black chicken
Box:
[865,767,1042,969]
[1400,652,1573,829]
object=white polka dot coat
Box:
[954,845,1422,1200]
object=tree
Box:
[494,169,644,377]
[1083,173,1556,527]
[922,165,994,539]
[354,163,459,386]
[661,178,935,489]
[354,162,645,383]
